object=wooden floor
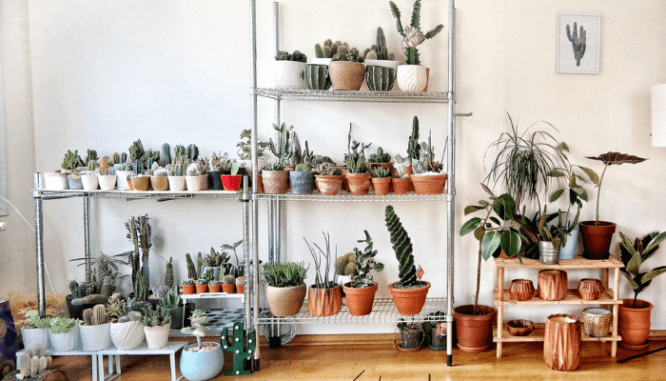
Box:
[52,337,666,381]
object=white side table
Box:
[16,348,99,381]
[96,341,187,381]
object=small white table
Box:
[96,341,187,381]
[16,348,99,381]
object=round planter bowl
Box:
[577,278,604,300]
[508,279,535,301]
[150,176,169,191]
[453,304,495,353]
[110,321,145,350]
[343,282,378,316]
[506,319,534,336]
[262,170,289,194]
[43,172,69,190]
[392,177,411,195]
[131,176,151,191]
[273,61,306,89]
[80,323,112,351]
[179,342,224,381]
[329,61,365,91]
[365,66,396,91]
[98,175,117,191]
[388,281,431,316]
[315,175,343,195]
[304,64,332,90]
[168,176,186,191]
[185,175,209,191]
[144,323,171,350]
[411,174,447,195]
[81,174,99,190]
[397,65,428,92]
[579,221,616,259]
[289,170,316,194]
[265,284,307,317]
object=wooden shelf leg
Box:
[496,267,504,358]
[612,267,620,357]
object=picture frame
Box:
[556,13,601,74]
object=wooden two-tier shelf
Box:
[493,255,623,358]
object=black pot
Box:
[208,171,223,190]
[289,170,315,194]
[65,295,96,320]
[167,307,184,329]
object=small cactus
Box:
[372,166,393,178]
[161,143,171,167]
[235,276,245,286]
[275,50,307,63]
[269,123,294,167]
[295,163,312,172]
[133,159,143,175]
[165,257,174,288]
[369,147,391,163]
[61,150,80,171]
[187,144,199,161]
[182,279,195,286]
[112,152,120,164]
[364,27,396,61]
[88,161,97,172]
[186,253,197,279]
[223,274,235,285]
[331,50,364,63]
[85,149,98,165]
[335,252,357,276]
[408,116,421,160]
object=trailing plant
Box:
[21,311,50,329]
[48,317,77,334]
[389,0,444,65]
[275,50,307,62]
[142,305,171,327]
[263,262,308,288]
[315,40,348,59]
[384,205,423,289]
[369,147,391,163]
[304,232,336,289]
[364,27,395,60]
[349,231,384,288]
[237,129,270,160]
[372,167,392,178]
[619,231,666,307]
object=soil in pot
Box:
[388,281,431,316]
[372,177,392,196]
[150,176,169,191]
[265,284,307,317]
[619,299,653,350]
[346,173,372,196]
[262,170,289,194]
[411,174,448,195]
[180,342,224,381]
[308,285,342,317]
[329,61,365,91]
[315,175,343,195]
[580,221,616,259]
[343,282,377,316]
[453,304,495,353]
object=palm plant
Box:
[619,231,666,307]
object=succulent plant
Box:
[295,163,312,172]
[129,139,161,170]
[187,144,199,161]
[209,279,223,286]
[237,129,270,160]
[88,160,97,172]
[61,150,80,171]
[412,130,443,174]
[203,247,230,267]
[195,278,208,285]
[133,272,148,302]
[369,147,392,163]
[364,27,396,61]
[154,168,168,177]
[318,162,342,176]
[349,231,384,288]
[185,253,197,279]
[125,214,152,291]
[182,279,195,286]
[48,317,77,334]
[304,232,336,289]
[372,166,393,178]
[207,152,233,173]
[263,262,308,288]
[331,50,364,63]
[269,123,295,168]
[133,159,143,175]
[346,156,371,174]
[22,311,50,329]
[385,205,420,288]
[113,152,121,164]
[235,276,245,286]
[389,0,444,65]
[408,116,421,160]
[82,304,107,326]
[141,305,171,327]
[315,40,348,59]
[160,285,180,310]
[164,257,175,288]
[121,152,128,164]
[275,50,307,62]
[222,274,235,285]
[201,268,214,283]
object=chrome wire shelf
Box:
[255,298,448,325]
[257,190,448,202]
[34,189,241,201]
[255,88,450,103]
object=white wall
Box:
[2,0,666,332]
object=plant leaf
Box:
[500,230,521,257]
[641,266,666,284]
[460,217,481,236]
[577,166,600,185]
[549,189,564,202]
[642,232,666,257]
[481,231,501,261]
[464,205,484,215]
[621,272,639,290]
[548,170,566,177]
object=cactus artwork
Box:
[221,321,256,376]
[566,22,586,66]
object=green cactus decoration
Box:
[221,321,256,376]
[369,147,392,163]
[61,150,80,171]
[161,143,171,167]
[173,145,186,163]
[121,152,128,164]
[133,159,142,175]
[185,253,198,279]
[385,205,418,288]
[372,166,393,178]
[165,257,174,288]
[346,156,371,174]
[389,0,444,65]
[187,144,199,161]
[350,231,384,288]
[364,27,396,60]
[566,22,586,66]
[269,123,294,166]
[331,50,364,63]
[408,116,421,160]
[129,140,145,163]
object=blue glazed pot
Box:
[559,226,580,260]
[66,175,83,190]
[289,170,315,194]
[200,266,221,281]
[179,342,224,381]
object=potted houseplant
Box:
[372,167,393,196]
[397,318,424,352]
[208,279,223,293]
[81,161,99,190]
[130,160,151,191]
[289,163,316,194]
[329,49,365,91]
[273,50,307,89]
[364,28,399,91]
[186,159,209,191]
[159,285,184,329]
[580,152,647,259]
[313,40,348,66]
[345,137,373,196]
[79,304,112,351]
[536,206,565,265]
[195,277,209,294]
[19,311,50,350]
[43,170,69,190]
[457,189,522,352]
[315,162,344,195]
[181,279,196,295]
[343,231,384,316]
[201,247,229,281]
[98,158,117,191]
[221,163,243,191]
[167,161,187,191]
[305,232,342,317]
[617,231,666,350]
[410,132,447,195]
[237,129,270,172]
[116,161,134,190]
[384,205,431,315]
[149,166,169,191]
[262,123,294,194]
[107,299,145,350]
[304,63,332,90]
[368,147,394,173]
[236,276,245,294]
[142,305,171,350]
[389,0,443,92]
[48,317,79,352]
[180,310,224,381]
[264,262,308,317]
[205,152,231,190]
[222,275,235,293]
[62,150,84,190]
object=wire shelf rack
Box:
[257,190,448,202]
[255,88,450,103]
[255,298,448,325]
[34,189,242,201]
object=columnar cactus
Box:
[408,116,421,160]
[113,152,120,165]
[364,27,396,60]
[133,159,142,175]
[275,50,307,62]
[385,205,418,287]
[187,144,199,161]
[566,22,586,66]
[61,150,80,171]
[165,257,175,288]
[269,123,294,166]
[186,253,198,279]
[121,152,128,164]
[88,161,97,172]
[85,149,98,165]
[134,272,148,302]
[369,147,392,163]
[291,132,303,166]
[315,39,347,59]
[161,143,171,167]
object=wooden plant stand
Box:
[493,255,623,358]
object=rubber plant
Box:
[618,231,666,307]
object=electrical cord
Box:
[261,315,297,346]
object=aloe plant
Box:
[619,231,666,307]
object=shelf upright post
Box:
[272,1,282,265]
[241,177,253,341]
[249,0,261,371]
[83,196,92,282]
[445,0,457,368]
[33,173,46,317]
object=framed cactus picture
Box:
[557,13,600,74]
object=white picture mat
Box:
[557,13,601,74]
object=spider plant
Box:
[484,112,567,210]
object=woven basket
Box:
[581,307,611,337]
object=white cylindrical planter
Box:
[110,321,145,350]
[21,328,49,350]
[273,61,307,89]
[185,175,208,191]
[49,326,79,352]
[98,175,117,191]
[80,323,112,351]
[144,323,171,350]
[43,172,69,190]
[81,174,99,190]
[116,170,133,190]
[397,65,427,92]
[168,176,186,191]
[310,58,332,66]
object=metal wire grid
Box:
[255,298,448,325]
[255,88,450,103]
[257,190,448,202]
[34,189,241,201]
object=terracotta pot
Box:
[168,176,186,191]
[131,176,151,191]
[544,314,581,371]
[265,284,307,317]
[579,221,616,260]
[315,175,343,195]
[182,284,195,295]
[208,284,222,293]
[262,170,289,194]
[392,177,411,195]
[619,299,653,349]
[329,61,365,91]
[372,177,392,196]
[388,281,431,315]
[222,284,235,294]
[577,278,604,300]
[127,179,134,190]
[195,284,208,293]
[343,282,377,316]
[308,285,342,316]
[509,279,535,301]
[221,175,242,191]
[256,174,264,193]
[538,270,568,301]
[453,304,495,353]
[150,176,169,191]
[236,284,244,294]
[370,162,396,176]
[186,175,208,191]
[346,173,372,195]
[404,166,415,191]
[411,174,448,195]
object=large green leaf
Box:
[626,252,643,275]
[474,226,484,241]
[622,272,640,290]
[549,189,565,202]
[548,170,566,177]
[642,232,666,258]
[619,232,638,258]
[493,194,516,221]
[464,205,484,215]
[641,266,666,284]
[481,231,501,261]
[500,230,521,257]
[460,217,481,236]
[571,186,585,196]
[481,183,495,198]
[577,166,600,185]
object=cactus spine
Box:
[186,253,197,279]
[408,116,421,160]
[165,257,174,288]
[384,205,418,287]
[566,22,586,66]
[161,143,171,167]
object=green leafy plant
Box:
[619,231,666,307]
[349,231,384,288]
[389,0,444,65]
[237,129,270,160]
[275,50,307,62]
[22,311,50,329]
[385,205,424,288]
[48,317,77,334]
[304,232,336,289]
[263,262,308,288]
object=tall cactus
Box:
[165,257,174,288]
[126,215,152,289]
[121,152,128,164]
[269,123,294,165]
[566,22,586,66]
[407,116,421,160]
[134,272,148,302]
[221,321,256,376]
[133,159,142,175]
[161,143,171,167]
[185,253,198,279]
[291,132,302,166]
[384,205,418,287]
[187,144,199,161]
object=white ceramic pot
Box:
[81,174,99,190]
[49,326,79,352]
[364,59,400,71]
[273,61,306,89]
[144,323,171,350]
[110,321,145,350]
[43,172,69,190]
[80,323,112,351]
[397,65,427,92]
[98,175,117,191]
[21,327,49,350]
[115,170,134,190]
[185,175,208,191]
[310,58,332,66]
[168,176,186,191]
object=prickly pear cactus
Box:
[384,205,418,287]
[221,321,255,376]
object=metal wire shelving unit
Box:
[254,88,450,103]
[257,190,449,202]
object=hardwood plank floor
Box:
[51,338,666,381]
